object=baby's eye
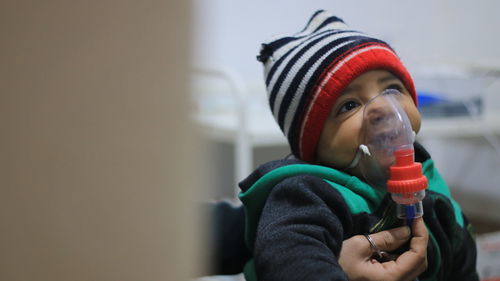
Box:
[337,100,360,115]
[385,83,404,92]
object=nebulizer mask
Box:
[348,89,428,223]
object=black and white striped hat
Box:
[257,10,417,162]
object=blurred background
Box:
[1,0,499,281]
[1,1,201,281]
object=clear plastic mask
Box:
[354,89,415,188]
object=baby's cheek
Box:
[317,114,362,168]
[329,133,360,168]
[400,101,421,133]
[407,107,421,133]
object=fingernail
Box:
[395,226,411,239]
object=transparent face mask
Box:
[354,89,415,188]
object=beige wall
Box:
[0,1,200,280]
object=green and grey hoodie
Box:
[239,143,478,281]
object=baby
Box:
[238,10,479,281]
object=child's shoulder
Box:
[238,157,305,193]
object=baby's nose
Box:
[366,106,393,129]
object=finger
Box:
[357,259,416,281]
[411,217,429,243]
[342,234,376,260]
[393,218,428,276]
[368,225,411,252]
[361,220,428,281]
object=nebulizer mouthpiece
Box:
[353,89,428,225]
[387,149,427,225]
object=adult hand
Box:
[339,218,428,281]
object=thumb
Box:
[368,226,411,252]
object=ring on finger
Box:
[364,234,385,259]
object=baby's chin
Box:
[315,152,357,171]
[345,164,364,180]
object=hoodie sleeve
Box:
[207,201,251,275]
[449,215,480,281]
[253,175,353,281]
[421,191,480,281]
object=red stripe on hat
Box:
[299,44,416,162]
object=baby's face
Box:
[316,70,421,174]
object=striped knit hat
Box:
[258,10,417,162]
